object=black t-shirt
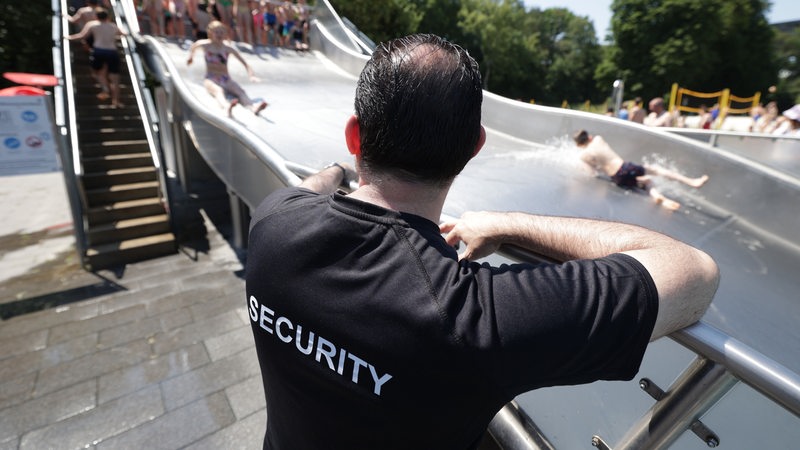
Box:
[246,188,658,450]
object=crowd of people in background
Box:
[612,96,800,137]
[137,0,311,50]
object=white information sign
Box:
[0,95,62,176]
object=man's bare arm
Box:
[440,211,719,340]
[299,162,356,194]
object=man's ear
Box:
[473,125,486,157]
[345,115,361,156]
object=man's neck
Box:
[347,180,449,224]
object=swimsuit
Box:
[611,162,646,189]
[204,49,228,65]
[205,73,231,85]
[90,48,121,74]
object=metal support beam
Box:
[488,402,555,450]
[613,356,738,450]
[229,190,249,249]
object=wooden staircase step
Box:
[83,167,157,189]
[79,103,139,114]
[83,152,153,172]
[81,139,149,157]
[78,128,145,142]
[79,116,143,129]
[87,197,167,225]
[88,214,171,245]
[73,85,132,97]
[86,180,160,206]
[86,233,177,270]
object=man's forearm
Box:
[501,212,666,261]
[299,163,348,194]
[475,212,719,339]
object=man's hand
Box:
[440,211,504,260]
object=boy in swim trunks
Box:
[68,7,127,108]
[186,20,268,116]
[573,129,709,210]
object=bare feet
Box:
[655,197,681,210]
[689,174,709,188]
[662,198,681,210]
[228,98,239,117]
[651,188,681,210]
[252,101,268,115]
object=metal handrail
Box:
[674,322,800,417]
[496,245,800,421]
[53,0,89,264]
[110,0,171,215]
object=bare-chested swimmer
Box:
[573,129,709,210]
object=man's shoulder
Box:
[251,187,319,224]
[259,186,316,207]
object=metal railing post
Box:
[612,357,738,450]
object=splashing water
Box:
[484,133,590,178]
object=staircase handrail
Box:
[53,0,89,265]
[111,0,172,220]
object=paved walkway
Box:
[0,172,268,449]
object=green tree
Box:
[0,1,54,88]
[773,26,800,108]
[714,0,777,97]
[458,0,544,100]
[414,0,467,43]
[329,0,602,105]
[600,0,776,102]
[329,0,422,44]
[530,8,602,104]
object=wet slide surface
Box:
[156,39,800,447]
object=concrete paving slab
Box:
[0,170,265,449]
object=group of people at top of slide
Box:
[245,33,720,449]
[138,0,310,51]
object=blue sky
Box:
[522,0,800,42]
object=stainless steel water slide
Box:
[120,0,800,447]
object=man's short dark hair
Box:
[353,34,483,185]
[573,129,590,146]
